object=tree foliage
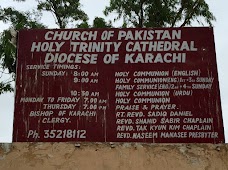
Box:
[77,17,112,28]
[0,6,45,94]
[93,17,112,28]
[104,0,215,27]
[0,7,44,29]
[37,0,88,28]
[0,29,15,94]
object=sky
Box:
[0,0,227,143]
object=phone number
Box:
[44,129,86,139]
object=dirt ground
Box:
[1,143,228,170]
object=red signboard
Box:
[13,27,225,143]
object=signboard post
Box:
[13,27,225,143]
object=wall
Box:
[1,143,228,170]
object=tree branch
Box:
[180,0,201,27]
[171,6,185,27]
[139,0,144,28]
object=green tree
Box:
[0,7,45,94]
[77,17,113,28]
[104,0,215,28]
[37,0,88,28]
[77,20,90,28]
[92,17,112,28]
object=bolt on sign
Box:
[13,27,224,143]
